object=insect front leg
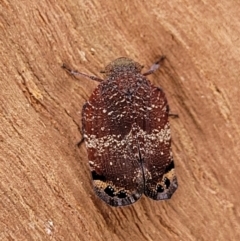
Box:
[62,63,104,82]
[143,56,166,76]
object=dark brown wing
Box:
[82,79,144,207]
[134,82,178,200]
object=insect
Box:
[63,57,178,207]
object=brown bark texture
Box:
[0,0,240,240]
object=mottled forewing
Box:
[136,84,177,200]
[82,80,144,207]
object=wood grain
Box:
[0,0,240,240]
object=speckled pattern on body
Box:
[69,57,177,207]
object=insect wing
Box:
[82,80,144,206]
[136,84,178,200]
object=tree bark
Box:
[0,1,240,240]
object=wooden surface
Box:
[1,1,240,240]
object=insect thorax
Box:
[103,57,143,78]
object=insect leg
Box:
[143,56,166,76]
[62,63,104,82]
